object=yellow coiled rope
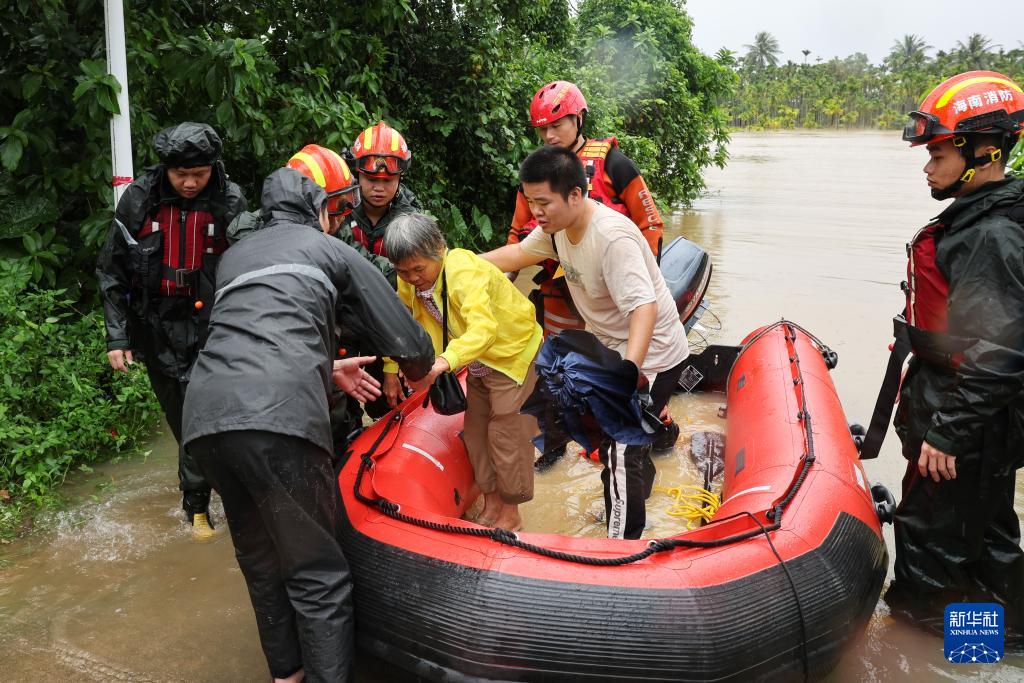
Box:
[653,485,720,530]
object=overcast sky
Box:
[684,0,1023,64]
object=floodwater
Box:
[3,131,1023,681]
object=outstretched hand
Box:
[408,356,451,392]
[332,356,381,403]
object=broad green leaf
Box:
[79,59,105,79]
[0,139,23,172]
[96,87,119,115]
[216,100,234,127]
[72,79,92,101]
[0,196,59,240]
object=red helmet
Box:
[350,122,412,178]
[530,80,588,127]
[286,144,361,217]
[903,70,1024,147]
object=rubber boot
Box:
[189,511,216,542]
[651,418,681,455]
[534,446,566,472]
[183,490,216,542]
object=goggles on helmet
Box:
[355,154,410,176]
[902,111,952,145]
[326,187,361,217]
[956,109,1024,136]
[904,108,1024,145]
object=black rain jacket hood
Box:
[260,167,326,229]
[154,122,222,168]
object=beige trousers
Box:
[463,361,538,504]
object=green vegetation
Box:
[0,287,160,539]
[0,0,733,534]
[729,32,1024,131]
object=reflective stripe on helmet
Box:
[290,151,326,187]
[935,76,1023,109]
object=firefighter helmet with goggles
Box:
[530,80,588,128]
[349,122,412,178]
[902,71,1024,147]
[286,145,361,217]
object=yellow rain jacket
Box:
[384,248,542,384]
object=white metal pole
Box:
[104,0,133,206]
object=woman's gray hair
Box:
[385,213,447,263]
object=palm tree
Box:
[801,49,811,64]
[955,33,997,69]
[887,34,931,70]
[743,31,781,70]
[714,47,739,69]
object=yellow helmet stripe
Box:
[291,152,326,187]
[363,128,374,149]
[390,129,400,152]
[936,77,1023,108]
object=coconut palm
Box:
[887,34,931,70]
[715,47,738,67]
[743,31,781,70]
[955,33,997,69]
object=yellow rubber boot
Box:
[190,512,216,542]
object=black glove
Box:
[621,359,649,392]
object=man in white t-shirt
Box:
[482,145,688,539]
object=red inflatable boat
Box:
[337,321,889,682]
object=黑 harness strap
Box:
[860,315,912,460]
[549,234,583,320]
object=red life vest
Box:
[138,203,225,297]
[905,222,949,332]
[536,279,584,338]
[349,219,387,257]
[579,137,630,217]
[905,221,964,368]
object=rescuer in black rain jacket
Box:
[96,122,246,539]
[181,167,433,682]
[878,70,1024,637]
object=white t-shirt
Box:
[521,203,688,374]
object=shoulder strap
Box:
[547,233,583,319]
[440,268,449,351]
[579,138,613,162]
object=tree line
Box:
[727,32,1024,133]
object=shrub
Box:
[0,287,160,507]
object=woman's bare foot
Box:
[477,491,504,526]
[493,503,522,532]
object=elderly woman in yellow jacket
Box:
[383,213,542,531]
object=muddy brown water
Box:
[3,131,1023,681]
